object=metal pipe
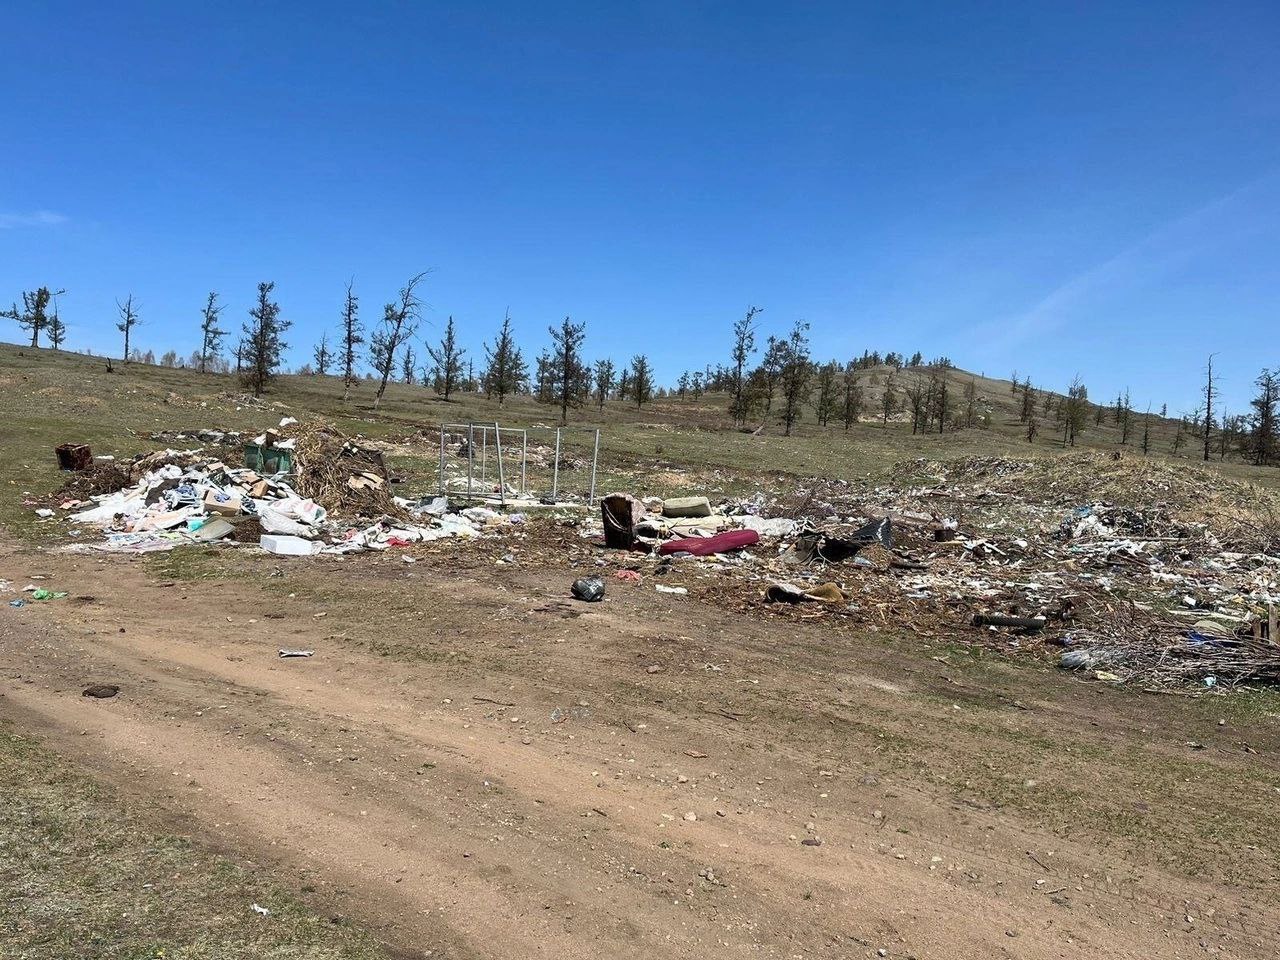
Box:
[438,423,446,494]
[551,427,561,502]
[494,422,506,508]
[480,426,488,483]
[588,428,600,505]
[467,422,474,498]
[521,430,527,497]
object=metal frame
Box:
[437,421,601,504]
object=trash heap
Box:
[754,454,1280,689]
[589,453,1280,690]
[53,419,520,556]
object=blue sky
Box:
[2,1,1277,413]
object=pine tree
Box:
[116,295,141,363]
[340,281,363,400]
[47,306,67,349]
[776,320,812,436]
[630,355,654,407]
[930,366,951,433]
[549,316,587,424]
[880,374,899,426]
[840,364,862,430]
[241,282,290,397]
[483,311,525,403]
[963,377,977,428]
[1,287,55,347]
[535,350,554,404]
[593,358,615,410]
[426,315,465,399]
[1062,376,1089,446]
[729,306,761,426]
[198,292,226,373]
[812,360,839,426]
[1248,368,1278,466]
[399,343,416,384]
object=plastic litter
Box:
[260,535,320,556]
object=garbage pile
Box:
[751,454,1280,689]
[50,419,521,556]
[587,453,1280,690]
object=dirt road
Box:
[2,534,1278,959]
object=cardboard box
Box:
[203,490,243,516]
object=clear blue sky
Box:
[3,1,1277,413]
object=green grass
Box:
[4,340,1276,546]
[0,727,389,960]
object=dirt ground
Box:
[2,529,1279,960]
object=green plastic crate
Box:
[242,444,295,475]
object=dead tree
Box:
[117,295,140,363]
[370,272,427,410]
[1202,354,1219,461]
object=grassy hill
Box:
[1,340,1274,541]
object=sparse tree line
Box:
[1008,359,1280,467]
[6,283,1279,466]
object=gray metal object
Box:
[588,428,600,505]
[436,421,599,503]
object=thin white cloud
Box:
[0,210,69,229]
[974,171,1280,353]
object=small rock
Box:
[646,664,663,674]
[683,811,697,822]
[801,837,822,847]
[82,684,119,699]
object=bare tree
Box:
[116,295,140,363]
[1202,354,1219,461]
[198,292,226,373]
[313,333,333,376]
[370,272,427,409]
